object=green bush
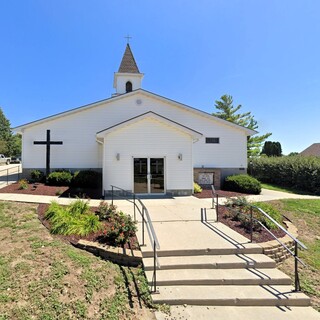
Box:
[72,170,102,188]
[249,156,320,195]
[18,179,28,190]
[30,170,44,183]
[223,174,261,194]
[224,198,283,231]
[68,199,90,215]
[45,200,102,236]
[47,171,73,186]
[104,211,137,245]
[193,182,202,193]
[95,201,117,221]
[252,202,283,230]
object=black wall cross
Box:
[34,130,63,177]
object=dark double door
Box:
[133,158,165,194]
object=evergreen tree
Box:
[261,141,282,157]
[213,95,271,157]
[0,107,20,156]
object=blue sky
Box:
[0,0,319,155]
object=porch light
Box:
[178,153,182,161]
[116,153,120,161]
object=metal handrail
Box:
[0,165,21,185]
[109,185,160,292]
[211,186,307,291]
[253,206,307,250]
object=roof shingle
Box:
[118,44,140,73]
[300,143,320,156]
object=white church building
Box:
[15,44,255,196]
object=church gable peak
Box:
[118,44,140,74]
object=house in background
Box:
[300,143,320,157]
[14,44,255,196]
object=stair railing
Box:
[109,185,160,293]
[211,185,307,292]
[0,165,21,185]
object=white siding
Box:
[102,117,193,192]
[21,91,247,170]
[114,73,143,94]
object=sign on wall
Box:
[198,172,214,185]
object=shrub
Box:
[225,196,251,221]
[252,202,283,230]
[105,211,137,245]
[95,201,117,221]
[193,182,202,194]
[68,199,90,215]
[45,200,102,236]
[30,170,44,183]
[225,199,283,231]
[250,156,320,195]
[225,196,249,208]
[223,174,261,194]
[47,171,73,186]
[18,179,28,190]
[72,170,102,188]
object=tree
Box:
[261,141,282,157]
[0,107,21,156]
[288,152,299,156]
[213,95,272,157]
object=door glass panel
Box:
[150,158,164,193]
[134,158,148,193]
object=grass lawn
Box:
[270,199,320,311]
[261,183,311,195]
[0,201,158,320]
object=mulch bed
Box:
[216,205,286,243]
[193,185,248,199]
[194,186,286,243]
[37,203,139,250]
[0,182,103,199]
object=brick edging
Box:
[259,221,298,264]
[75,240,143,267]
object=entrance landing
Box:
[112,196,261,256]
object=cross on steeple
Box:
[124,34,132,44]
[33,130,63,178]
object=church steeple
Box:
[113,44,144,95]
[118,44,140,73]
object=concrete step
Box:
[151,285,310,306]
[141,244,263,258]
[146,268,291,286]
[143,253,276,271]
[155,306,320,320]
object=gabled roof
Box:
[13,89,256,136]
[96,111,203,140]
[118,44,140,73]
[300,143,320,156]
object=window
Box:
[206,137,220,144]
[126,81,133,93]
